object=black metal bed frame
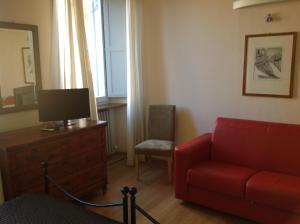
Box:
[41,162,160,224]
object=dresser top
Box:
[0,119,107,150]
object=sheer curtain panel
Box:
[126,0,144,166]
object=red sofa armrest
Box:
[174,133,212,199]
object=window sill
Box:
[97,102,127,112]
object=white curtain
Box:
[48,0,60,89]
[52,0,98,120]
[126,0,144,166]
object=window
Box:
[84,0,127,101]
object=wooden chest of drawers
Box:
[0,119,107,200]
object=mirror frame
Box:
[0,21,42,114]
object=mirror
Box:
[0,22,41,114]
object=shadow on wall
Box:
[176,107,198,144]
[292,33,300,97]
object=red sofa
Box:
[175,117,300,224]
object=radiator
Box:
[98,109,114,154]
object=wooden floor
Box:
[87,154,255,224]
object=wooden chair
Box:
[135,105,176,182]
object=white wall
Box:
[142,0,300,143]
[1,0,299,145]
[0,0,52,132]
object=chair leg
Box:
[136,155,140,180]
[167,157,173,183]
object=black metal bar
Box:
[41,162,159,224]
[135,205,160,224]
[121,186,129,224]
[41,161,49,195]
[129,187,137,224]
[40,162,136,224]
[45,174,123,207]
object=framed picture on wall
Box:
[243,32,297,98]
[22,47,36,84]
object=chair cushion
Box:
[135,140,174,155]
[246,171,300,214]
[187,161,257,198]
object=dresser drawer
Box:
[11,147,106,196]
[80,128,105,149]
[49,164,107,198]
[53,146,106,179]
[0,121,107,200]
[8,144,59,175]
[9,137,80,175]
[71,147,105,166]
[12,169,44,195]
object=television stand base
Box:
[63,120,75,127]
[40,127,58,132]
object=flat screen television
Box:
[38,88,91,126]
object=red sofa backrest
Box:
[211,117,300,176]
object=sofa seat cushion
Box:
[246,171,300,214]
[187,161,257,198]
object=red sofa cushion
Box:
[187,161,257,198]
[246,171,300,214]
[211,117,300,176]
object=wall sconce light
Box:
[233,0,290,9]
[266,13,274,22]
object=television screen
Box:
[38,88,90,124]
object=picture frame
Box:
[22,47,36,84]
[243,32,297,98]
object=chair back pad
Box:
[148,105,175,141]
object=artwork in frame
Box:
[243,32,297,98]
[22,47,36,84]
